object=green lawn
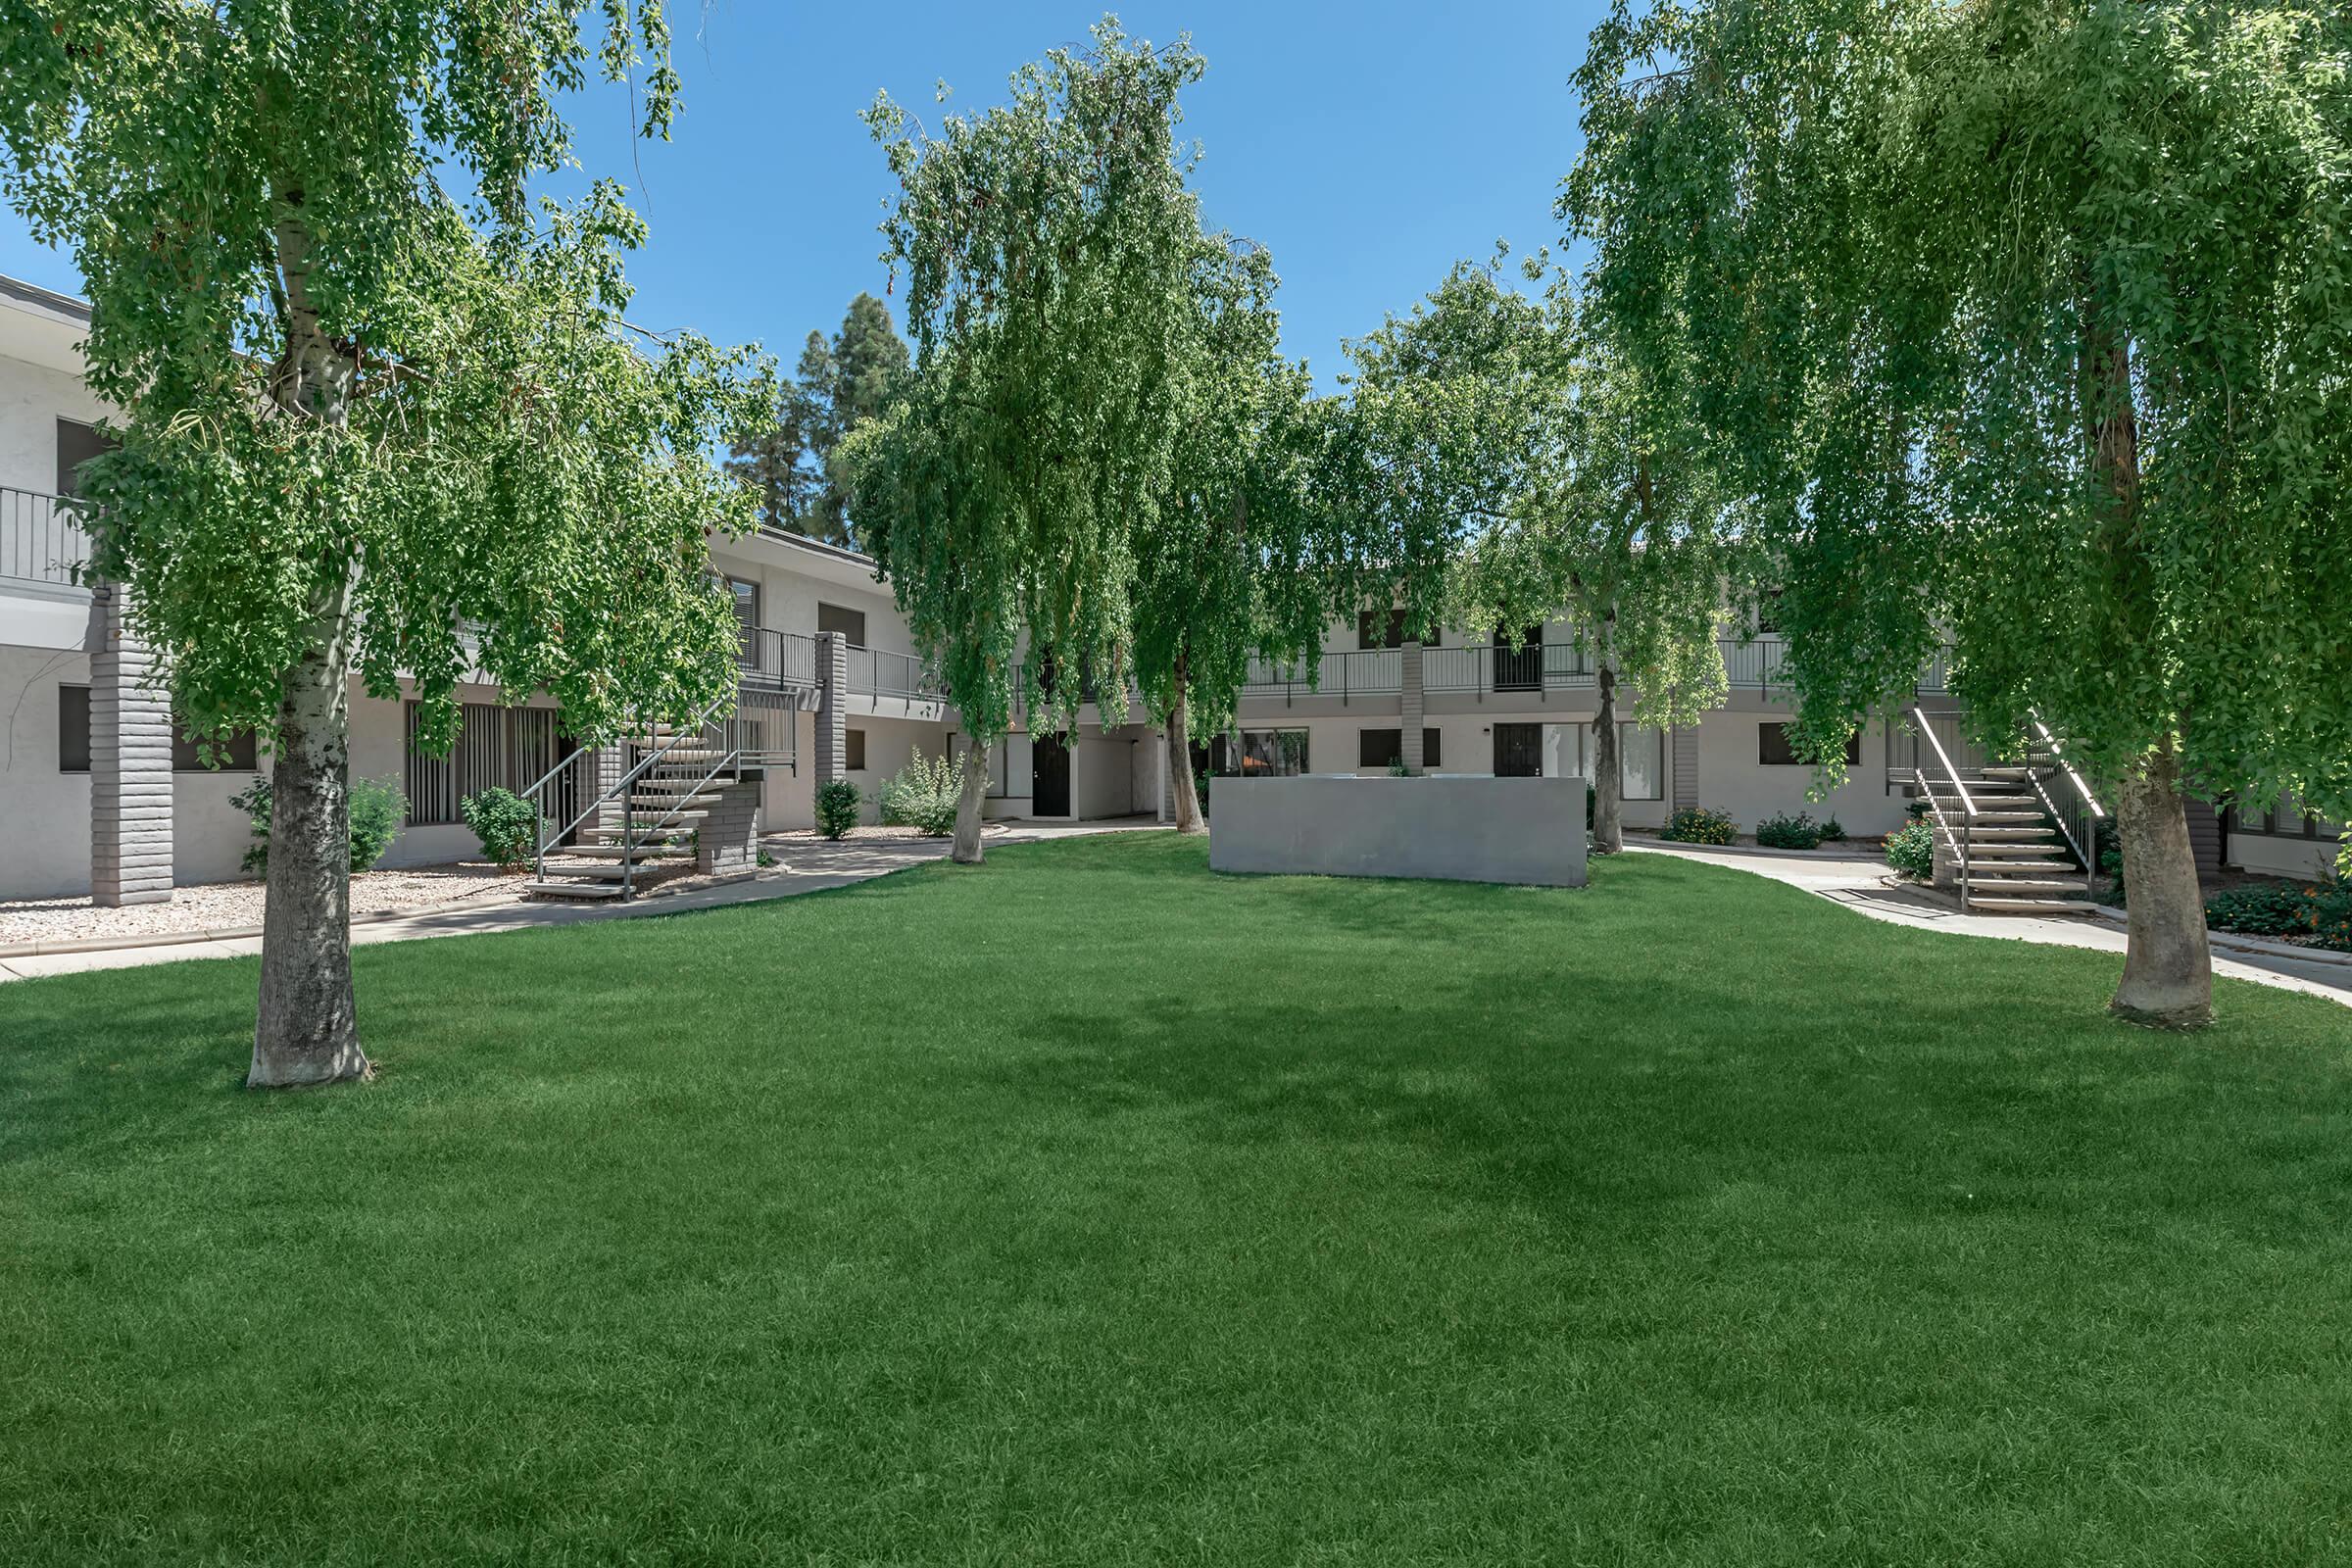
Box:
[4,835,2351,1565]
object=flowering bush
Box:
[2207,880,2352,952]
[1661,807,1738,846]
[877,751,961,836]
[1884,820,1936,880]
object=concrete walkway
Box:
[0,818,1166,984]
[1627,840,2352,1008]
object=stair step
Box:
[1965,858,2079,871]
[523,881,627,901]
[1969,879,2087,891]
[1966,826,2059,838]
[565,844,695,861]
[1965,898,2100,914]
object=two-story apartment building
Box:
[3,270,2336,904]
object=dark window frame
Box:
[1760,721,1860,767]
[1356,609,1409,650]
[56,416,115,497]
[844,727,867,772]
[58,682,90,772]
[817,602,867,646]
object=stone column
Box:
[86,582,174,905]
[1400,640,1425,774]
[814,630,848,787]
[696,777,762,874]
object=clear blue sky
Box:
[0,3,1607,390]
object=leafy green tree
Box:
[1569,0,2352,1025]
[1453,285,1740,854]
[726,335,826,535]
[847,21,1209,863]
[731,295,906,548]
[1,3,771,1085]
[1127,236,1334,835]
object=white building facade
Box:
[2,273,2336,902]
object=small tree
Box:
[1570,0,2352,1024]
[850,21,1211,862]
[2,4,772,1084]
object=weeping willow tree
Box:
[1571,0,2352,1025]
[1453,282,1741,854]
[848,21,1216,862]
[0,2,769,1086]
[1128,236,1332,834]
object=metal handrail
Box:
[2029,715,2105,900]
[527,691,733,885]
[1910,704,1978,906]
[1,484,91,591]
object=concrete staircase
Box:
[525,723,727,902]
[1916,757,2098,916]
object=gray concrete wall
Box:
[1209,774,1589,888]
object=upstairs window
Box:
[817,603,866,645]
[56,417,115,497]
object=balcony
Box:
[1423,643,1593,698]
[1240,648,1401,705]
[1,485,89,597]
[740,625,817,697]
[844,642,950,704]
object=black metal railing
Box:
[1,485,89,591]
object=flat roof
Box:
[0,271,92,325]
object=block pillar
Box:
[696,777,762,874]
[1671,726,1699,811]
[86,582,174,905]
[1400,640,1425,773]
[814,630,848,787]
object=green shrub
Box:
[2207,880,2352,951]
[1661,807,1738,846]
[229,774,408,877]
[1884,819,1936,880]
[1821,816,1846,842]
[460,786,543,869]
[814,779,862,839]
[1755,811,1824,851]
[877,751,961,836]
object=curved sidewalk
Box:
[0,820,1167,984]
[1626,840,2352,1008]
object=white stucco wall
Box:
[0,643,94,898]
[0,349,112,497]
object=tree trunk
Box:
[2082,308,2210,1027]
[950,736,991,864]
[1167,646,1204,835]
[2110,737,2214,1028]
[1592,662,1623,854]
[249,582,368,1088]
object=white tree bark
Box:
[249,579,368,1086]
[2110,737,2214,1027]
[951,736,991,864]
[1166,647,1204,835]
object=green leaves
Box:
[1571,0,2352,817]
[4,3,774,754]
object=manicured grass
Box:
[4,836,2351,1565]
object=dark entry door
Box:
[1494,723,1543,778]
[1033,733,1071,816]
[1494,625,1543,691]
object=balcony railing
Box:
[740,625,816,693]
[1241,648,1402,704]
[1,485,90,592]
[1423,643,1594,697]
[845,642,949,702]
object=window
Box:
[817,602,866,645]
[1208,730,1309,776]
[844,727,867,771]
[56,417,115,497]
[1494,723,1544,777]
[1354,728,1438,771]
[403,703,567,825]
[1543,722,1665,800]
[1357,609,1409,649]
[173,726,259,771]
[58,683,89,771]
[1760,722,1860,766]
